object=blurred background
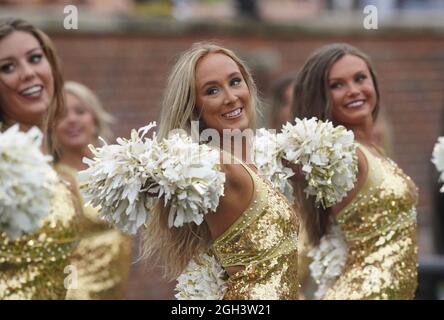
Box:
[1,0,444,299]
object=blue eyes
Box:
[29,54,43,64]
[205,77,242,96]
[231,78,241,86]
[206,87,219,95]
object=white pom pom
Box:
[432,136,444,192]
[279,118,358,208]
[175,253,228,300]
[253,128,295,203]
[79,123,226,234]
[0,125,58,240]
[307,224,348,299]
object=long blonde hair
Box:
[0,18,65,156]
[292,43,380,245]
[141,42,260,280]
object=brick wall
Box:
[50,28,444,299]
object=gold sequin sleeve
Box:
[55,163,132,300]
[64,207,132,300]
[324,144,418,300]
[0,180,79,300]
[211,163,300,300]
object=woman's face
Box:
[0,31,54,126]
[328,54,377,128]
[55,92,97,151]
[195,52,253,135]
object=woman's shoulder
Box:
[332,145,369,217]
[204,151,255,240]
[355,141,387,164]
[219,155,255,191]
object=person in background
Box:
[268,74,296,131]
[267,73,316,299]
[54,81,132,299]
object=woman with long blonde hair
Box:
[54,81,132,299]
[142,42,301,299]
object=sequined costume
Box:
[55,164,132,300]
[0,179,79,299]
[324,143,418,299]
[211,161,300,300]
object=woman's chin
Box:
[60,139,90,151]
[223,117,250,132]
[336,108,374,127]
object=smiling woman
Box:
[195,52,253,133]
[0,18,80,300]
[141,43,301,300]
[328,54,378,133]
[292,43,418,300]
[53,81,132,300]
[0,31,54,128]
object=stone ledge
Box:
[1,7,444,38]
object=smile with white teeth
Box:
[222,107,243,119]
[345,100,365,108]
[20,85,43,98]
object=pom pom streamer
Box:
[253,117,358,208]
[79,122,226,234]
[307,224,348,299]
[175,253,228,300]
[253,128,295,203]
[0,125,58,240]
[432,136,444,193]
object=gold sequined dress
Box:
[0,179,79,299]
[55,163,132,300]
[211,162,300,300]
[324,143,418,299]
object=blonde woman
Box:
[142,43,301,299]
[54,81,132,299]
[0,18,80,299]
